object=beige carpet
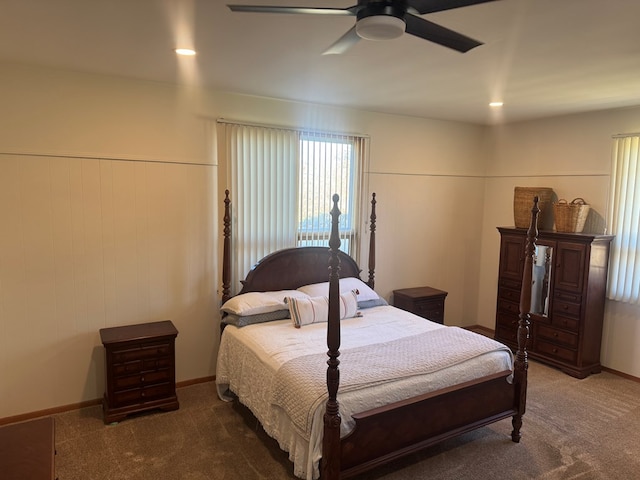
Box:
[53,360,640,479]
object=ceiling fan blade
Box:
[404,13,482,52]
[322,26,360,55]
[227,4,356,16]
[408,0,499,15]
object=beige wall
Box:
[477,106,640,378]
[1,61,638,419]
[0,63,488,419]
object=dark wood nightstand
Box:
[99,320,179,424]
[0,417,55,480]
[393,286,448,324]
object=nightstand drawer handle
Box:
[141,376,145,382]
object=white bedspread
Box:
[215,306,513,480]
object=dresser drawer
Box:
[495,311,518,329]
[555,290,582,303]
[497,298,520,316]
[495,324,518,346]
[111,341,173,364]
[498,277,522,291]
[498,286,520,303]
[536,324,578,348]
[553,299,581,318]
[535,339,577,364]
[552,314,580,332]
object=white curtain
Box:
[607,134,640,303]
[218,122,299,293]
[217,119,369,295]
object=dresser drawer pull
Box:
[141,376,145,382]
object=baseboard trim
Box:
[465,325,494,336]
[0,375,217,426]
[602,367,640,383]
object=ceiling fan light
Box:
[356,15,405,41]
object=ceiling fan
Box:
[227,0,499,54]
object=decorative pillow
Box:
[221,290,309,316]
[357,297,389,309]
[287,290,359,328]
[297,277,380,304]
[223,309,290,328]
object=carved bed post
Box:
[221,189,232,305]
[511,196,538,442]
[321,194,342,480]
[367,193,377,289]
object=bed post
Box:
[321,194,342,480]
[222,189,232,305]
[367,193,376,289]
[511,196,538,442]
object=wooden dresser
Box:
[393,286,448,324]
[0,417,55,480]
[495,227,613,378]
[99,320,179,424]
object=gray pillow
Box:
[223,309,290,327]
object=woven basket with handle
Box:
[554,198,590,233]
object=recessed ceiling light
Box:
[175,48,196,56]
[489,101,504,108]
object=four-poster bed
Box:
[216,190,537,479]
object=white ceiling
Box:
[1,0,640,125]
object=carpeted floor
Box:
[53,360,640,480]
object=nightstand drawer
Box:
[111,342,172,364]
[113,368,172,391]
[113,383,174,407]
[413,299,444,319]
[113,356,173,376]
[393,286,448,324]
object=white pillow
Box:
[287,290,359,328]
[297,277,380,303]
[221,290,309,316]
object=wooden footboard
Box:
[320,195,538,480]
[339,370,516,478]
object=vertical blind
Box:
[217,120,368,294]
[607,134,640,303]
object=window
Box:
[217,120,369,294]
[607,134,640,303]
[298,133,357,253]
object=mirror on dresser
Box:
[531,244,553,317]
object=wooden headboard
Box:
[237,247,362,294]
[221,190,377,303]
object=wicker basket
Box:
[554,198,590,233]
[513,187,554,228]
